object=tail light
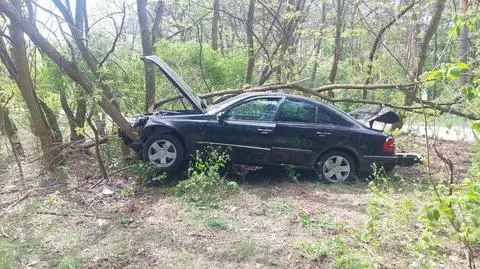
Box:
[383,137,395,153]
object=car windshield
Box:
[205,94,250,114]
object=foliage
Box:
[283,165,300,183]
[296,236,369,268]
[134,162,167,185]
[173,147,235,208]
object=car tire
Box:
[142,134,184,173]
[315,151,356,183]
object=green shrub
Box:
[173,147,231,208]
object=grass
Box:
[233,239,257,261]
[0,242,13,269]
[0,147,477,269]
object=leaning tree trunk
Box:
[10,0,62,169]
[137,0,156,113]
[405,0,446,106]
[363,0,416,99]
[0,0,138,141]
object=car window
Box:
[278,99,316,123]
[224,98,280,121]
[317,107,337,124]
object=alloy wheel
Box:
[320,155,351,183]
[147,139,177,167]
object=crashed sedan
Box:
[120,56,398,183]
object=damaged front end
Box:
[118,114,151,152]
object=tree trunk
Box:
[310,2,326,88]
[9,0,62,168]
[211,0,220,51]
[137,0,156,113]
[0,0,138,141]
[152,0,164,44]
[328,0,345,97]
[458,0,468,86]
[39,99,63,143]
[0,106,24,156]
[0,105,24,181]
[245,0,255,85]
[404,0,446,105]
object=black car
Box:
[121,56,397,183]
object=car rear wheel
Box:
[142,134,184,173]
[315,151,356,183]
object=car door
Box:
[271,98,339,167]
[201,97,282,165]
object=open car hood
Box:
[142,55,205,113]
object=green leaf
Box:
[426,207,440,222]
[473,121,480,132]
[457,62,469,70]
[448,67,461,79]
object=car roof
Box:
[225,91,364,127]
[232,91,325,105]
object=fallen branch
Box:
[36,210,112,219]
[154,80,479,120]
[3,191,32,212]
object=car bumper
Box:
[359,155,398,172]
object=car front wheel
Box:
[142,134,184,173]
[315,151,356,183]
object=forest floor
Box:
[0,134,476,268]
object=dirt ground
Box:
[0,135,477,268]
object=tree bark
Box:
[9,0,62,168]
[458,0,468,86]
[310,2,326,88]
[0,106,24,156]
[405,0,446,105]
[152,0,164,44]
[137,0,156,113]
[39,99,63,143]
[211,0,220,51]
[245,0,255,85]
[328,0,345,97]
[0,0,138,141]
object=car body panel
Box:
[121,56,399,175]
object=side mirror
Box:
[217,112,225,124]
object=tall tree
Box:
[458,0,468,86]
[152,0,165,44]
[327,0,346,97]
[137,0,156,113]
[245,0,255,85]
[211,0,220,51]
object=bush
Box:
[173,147,236,208]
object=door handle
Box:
[316,131,331,137]
[258,128,273,134]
